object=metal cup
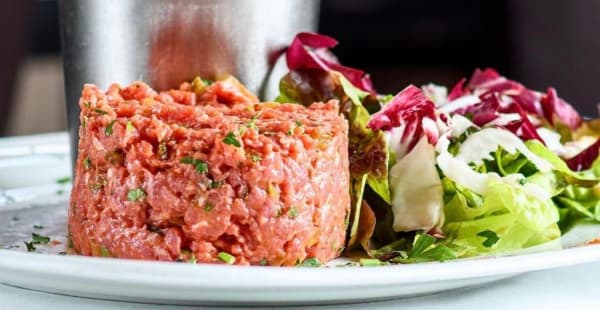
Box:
[59,0,320,166]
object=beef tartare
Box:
[69,77,350,266]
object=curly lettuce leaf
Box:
[435,127,568,257]
[443,177,561,257]
[551,156,600,231]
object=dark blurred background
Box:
[1,0,599,136]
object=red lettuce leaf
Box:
[467,68,502,89]
[285,32,375,94]
[451,68,582,132]
[501,101,544,143]
[447,78,466,101]
[455,93,499,126]
[565,138,600,171]
[367,85,438,150]
[468,68,543,116]
[541,87,582,130]
[455,91,544,143]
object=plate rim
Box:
[1,244,600,289]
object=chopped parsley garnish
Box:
[223,132,241,147]
[218,251,236,264]
[477,230,500,248]
[237,125,246,137]
[126,121,136,133]
[359,258,383,267]
[204,202,214,212]
[336,262,360,268]
[56,176,71,185]
[288,207,299,219]
[180,157,208,173]
[90,177,107,191]
[259,258,268,266]
[287,120,303,135]
[83,157,92,170]
[246,113,261,130]
[24,233,51,252]
[24,241,36,252]
[94,108,108,115]
[33,225,44,230]
[81,116,88,129]
[297,257,321,267]
[32,233,50,244]
[250,154,262,162]
[105,120,116,136]
[100,246,111,257]
[126,188,146,202]
[189,253,197,264]
[158,141,168,160]
[209,180,222,189]
[83,101,91,108]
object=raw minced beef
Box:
[69,77,350,266]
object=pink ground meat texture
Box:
[69,77,350,266]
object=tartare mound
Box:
[69,77,350,266]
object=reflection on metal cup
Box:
[59,0,320,166]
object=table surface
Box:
[2,132,600,309]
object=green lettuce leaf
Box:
[341,76,390,206]
[436,130,564,258]
[525,139,600,231]
[526,140,599,187]
[390,233,457,263]
[443,177,561,257]
[366,232,457,264]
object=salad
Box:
[275,32,600,263]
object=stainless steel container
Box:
[59,0,320,165]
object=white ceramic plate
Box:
[1,132,600,306]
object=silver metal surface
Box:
[59,0,320,165]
